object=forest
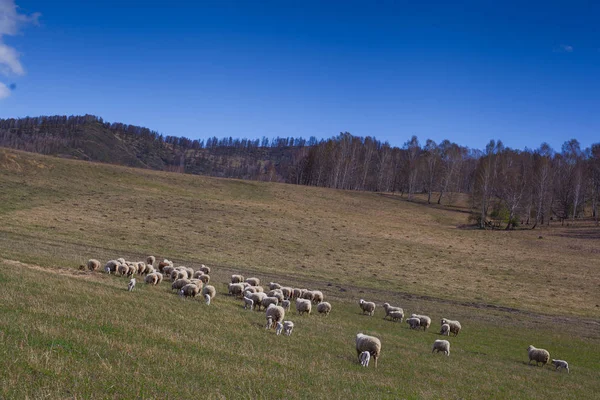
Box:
[1,114,598,228]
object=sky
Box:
[0,0,598,151]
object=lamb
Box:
[359,351,371,367]
[243,296,254,310]
[145,273,159,285]
[231,274,245,284]
[246,277,260,287]
[527,345,550,367]
[551,359,569,373]
[202,285,216,300]
[228,283,245,297]
[172,279,191,291]
[180,283,200,298]
[199,264,210,274]
[359,299,376,316]
[204,294,211,305]
[265,304,285,330]
[440,318,461,336]
[261,296,279,310]
[87,259,101,271]
[388,310,404,322]
[269,282,282,290]
[406,317,421,329]
[128,278,136,291]
[283,321,294,336]
[296,298,312,315]
[440,324,450,336]
[355,333,381,368]
[275,322,284,335]
[411,314,432,331]
[432,340,450,356]
[317,302,332,316]
[146,255,155,267]
[311,290,324,304]
[281,300,291,311]
[382,303,403,320]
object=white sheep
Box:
[440,323,450,336]
[551,359,569,373]
[265,304,285,330]
[311,290,324,304]
[317,302,332,316]
[411,314,432,331]
[359,351,371,367]
[180,283,200,298]
[193,270,205,279]
[356,333,381,368]
[440,318,461,336]
[261,296,279,310]
[247,292,267,310]
[202,285,216,300]
[527,345,550,367]
[406,317,421,329]
[382,303,403,320]
[127,278,136,291]
[359,299,376,316]
[296,298,312,315]
[199,264,210,274]
[146,255,155,266]
[231,274,245,283]
[87,259,101,271]
[281,300,291,311]
[243,296,254,310]
[388,310,404,322]
[281,287,292,299]
[275,322,284,335]
[291,288,302,299]
[283,321,294,336]
[301,291,315,302]
[228,283,245,297]
[246,277,260,286]
[172,278,191,291]
[104,260,120,274]
[432,340,450,356]
[269,282,282,290]
[145,273,159,285]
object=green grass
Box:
[0,148,599,399]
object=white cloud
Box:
[0,81,10,98]
[0,0,40,76]
[554,44,573,53]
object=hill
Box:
[0,148,598,398]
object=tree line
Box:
[1,114,598,228]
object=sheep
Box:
[291,288,302,299]
[296,298,312,315]
[527,345,550,367]
[267,290,284,303]
[302,291,315,302]
[311,290,324,304]
[128,278,136,291]
[356,333,381,368]
[246,277,260,287]
[440,324,450,336]
[199,264,211,274]
[198,274,210,285]
[432,340,450,356]
[283,321,294,336]
[117,258,126,265]
[202,285,216,300]
[406,317,421,329]
[411,314,432,331]
[180,283,200,298]
[440,318,461,336]
[104,260,120,274]
[136,262,147,275]
[359,351,371,367]
[126,264,137,277]
[117,264,130,276]
[171,269,188,281]
[551,359,569,373]
[145,273,159,285]
[231,274,245,284]
[189,278,204,288]
[172,278,191,291]
[158,259,172,272]
[265,304,285,330]
[247,292,267,310]
[146,266,156,275]
[269,282,282,290]
[359,299,376,316]
[228,283,245,297]
[261,296,279,310]
[253,286,265,293]
[276,322,284,335]
[184,267,194,279]
[146,255,155,266]
[382,303,403,320]
[281,287,292,299]
[87,259,101,271]
[281,300,291,311]
[388,310,404,322]
[155,272,164,284]
[317,302,332,316]
[243,296,254,310]
[244,286,259,294]
[193,270,205,279]
[163,265,175,277]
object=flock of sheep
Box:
[85,256,570,372]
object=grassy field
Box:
[0,148,599,399]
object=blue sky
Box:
[0,0,598,151]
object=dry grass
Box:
[0,148,599,398]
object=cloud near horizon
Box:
[0,0,40,98]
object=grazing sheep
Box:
[87,259,101,272]
[411,314,432,331]
[189,278,204,288]
[317,302,332,316]
[406,317,421,329]
[296,298,312,315]
[184,267,194,279]
[104,260,120,274]
[180,283,200,298]
[246,277,260,287]
[281,287,292,299]
[267,290,284,303]
[527,345,550,367]
[163,265,175,277]
[269,282,282,290]
[359,299,376,316]
[146,256,155,266]
[199,264,210,274]
[281,300,291,311]
[440,318,461,336]
[311,290,324,304]
[228,283,245,297]
[382,303,403,320]
[155,272,164,284]
[198,274,210,285]
[253,286,265,293]
[551,359,569,373]
[231,274,245,284]
[248,292,267,310]
[202,285,216,300]
[440,324,450,336]
[172,279,191,291]
[291,288,302,299]
[359,351,371,367]
[128,278,136,291]
[158,259,172,272]
[244,286,259,294]
[275,322,284,335]
[136,262,147,275]
[193,270,205,279]
[117,258,126,265]
[243,296,254,310]
[171,269,188,281]
[117,264,130,276]
[432,340,450,356]
[265,304,285,330]
[302,291,315,302]
[283,321,294,336]
[261,296,279,310]
[388,310,404,322]
[145,273,159,285]
[356,333,381,368]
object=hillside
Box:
[0,148,599,398]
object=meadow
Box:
[0,148,598,399]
